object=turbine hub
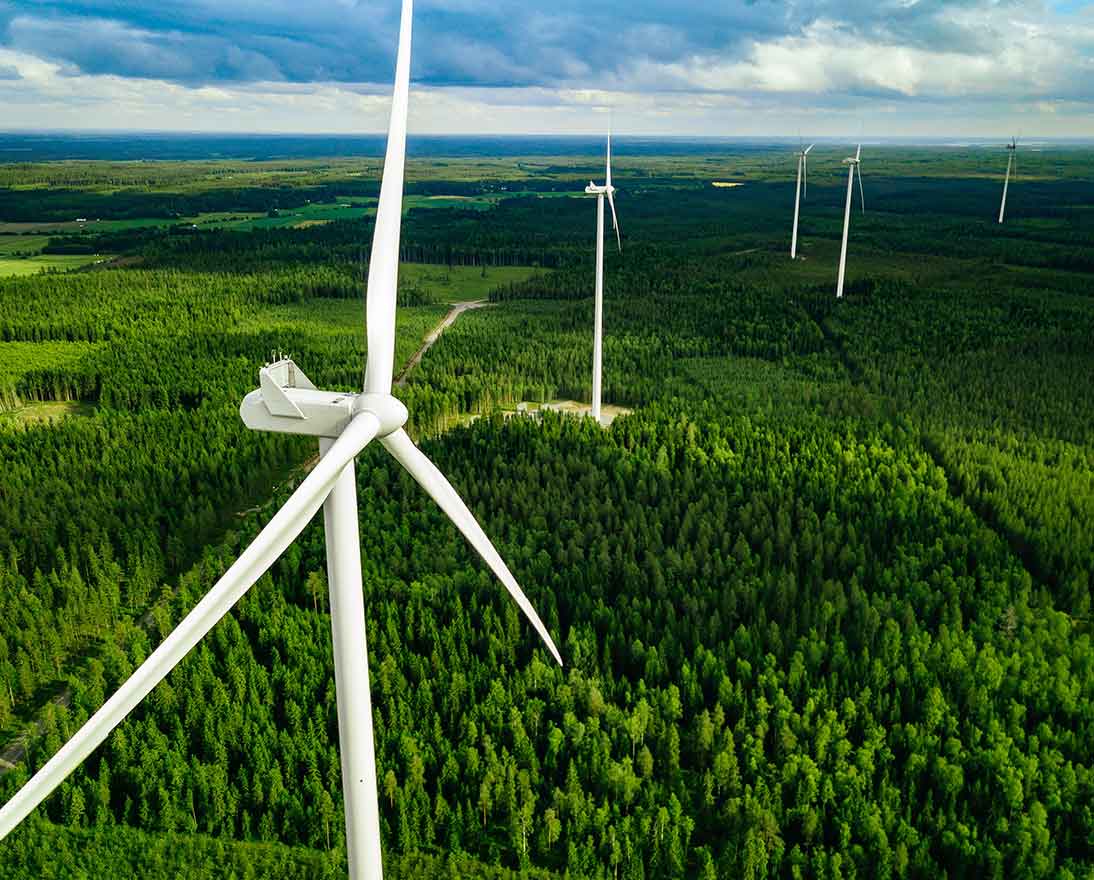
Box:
[355,393,409,437]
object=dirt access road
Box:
[395,300,491,387]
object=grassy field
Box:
[0,255,112,277]
[0,400,96,425]
[0,236,51,256]
[207,202,367,231]
[0,218,175,234]
[397,262,543,302]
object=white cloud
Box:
[1,3,1093,137]
[610,13,1094,101]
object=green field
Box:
[397,261,542,301]
[0,218,177,234]
[0,399,97,425]
[0,254,111,277]
[0,236,51,256]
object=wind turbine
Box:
[0,2,562,877]
[584,134,621,424]
[999,136,1017,224]
[791,141,815,259]
[836,144,865,299]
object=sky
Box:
[0,0,1092,136]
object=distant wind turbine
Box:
[791,141,815,259]
[836,144,865,299]
[585,133,622,424]
[998,136,1018,224]
[0,2,562,877]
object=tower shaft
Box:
[321,442,384,880]
[592,193,605,423]
[836,163,855,299]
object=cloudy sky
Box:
[1,0,1092,136]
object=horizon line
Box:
[3,129,1094,143]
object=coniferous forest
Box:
[0,145,1092,878]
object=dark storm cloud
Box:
[802,0,1027,48]
[3,0,792,85]
[8,15,284,80]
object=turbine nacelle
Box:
[241,359,409,440]
[585,183,614,196]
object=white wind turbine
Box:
[998,136,1018,224]
[584,134,622,424]
[836,144,865,299]
[791,141,815,259]
[0,2,562,877]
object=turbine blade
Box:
[803,156,808,199]
[605,133,613,190]
[855,143,861,162]
[0,412,383,840]
[857,164,865,213]
[364,0,413,395]
[381,428,563,667]
[804,144,815,155]
[607,187,622,253]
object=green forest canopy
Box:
[0,148,1091,878]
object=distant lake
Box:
[1,132,1090,162]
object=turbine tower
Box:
[0,2,562,877]
[836,144,865,299]
[791,142,815,259]
[998,136,1017,224]
[585,134,622,424]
